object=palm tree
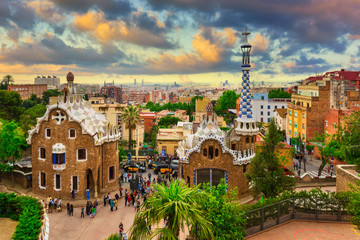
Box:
[1,75,14,88]
[129,179,214,240]
[121,106,141,150]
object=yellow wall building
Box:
[156,124,193,156]
[195,98,211,112]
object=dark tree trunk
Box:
[318,157,326,176]
[129,128,132,150]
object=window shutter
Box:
[63,153,65,164]
[52,154,55,164]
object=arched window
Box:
[231,143,236,150]
[215,148,219,157]
[208,146,214,159]
[203,148,207,157]
[243,165,247,173]
[246,137,249,143]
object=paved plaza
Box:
[246,220,360,240]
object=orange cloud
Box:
[73,10,171,48]
[146,27,237,73]
[348,35,360,40]
[0,63,82,75]
[249,33,269,53]
[282,62,296,69]
[28,0,64,23]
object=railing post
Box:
[337,200,341,221]
[315,199,318,220]
[261,207,264,230]
[277,202,280,225]
[292,197,295,219]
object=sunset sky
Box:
[1,0,360,86]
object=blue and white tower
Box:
[234,27,258,137]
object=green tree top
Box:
[19,104,46,135]
[42,89,62,105]
[246,118,295,198]
[0,90,24,121]
[158,115,182,128]
[121,105,141,150]
[268,89,291,99]
[1,75,14,89]
[214,90,240,116]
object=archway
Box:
[86,169,95,198]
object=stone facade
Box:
[181,139,250,198]
[336,165,360,192]
[30,108,119,200]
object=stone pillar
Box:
[94,185,98,198]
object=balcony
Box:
[53,164,66,171]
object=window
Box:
[72,176,78,191]
[268,118,270,122]
[69,128,76,138]
[39,148,46,160]
[243,165,247,173]
[294,122,298,128]
[333,123,336,129]
[55,174,61,190]
[40,172,46,188]
[45,128,51,138]
[261,111,263,115]
[294,112,298,118]
[267,112,270,116]
[289,130,292,135]
[246,137,249,143]
[289,110,292,116]
[77,149,87,161]
[53,153,65,164]
[261,96,264,100]
[208,146,214,160]
[302,134,305,139]
[203,148,207,156]
[275,106,278,109]
[215,149,219,157]
[109,166,115,181]
[260,105,263,109]
[282,106,285,109]
[231,144,236,150]
[261,118,263,122]
[302,124,305,129]
[325,120,328,127]
[289,120,292,125]
[302,113,305,118]
[268,105,270,109]
[295,132,297,137]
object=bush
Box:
[0,192,43,240]
[106,233,123,240]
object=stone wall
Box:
[336,165,360,192]
[31,108,118,200]
[181,139,250,199]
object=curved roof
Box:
[27,95,121,146]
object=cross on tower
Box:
[52,110,66,125]
[242,27,251,43]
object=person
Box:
[119,187,123,197]
[298,169,301,176]
[110,199,114,211]
[119,223,124,236]
[57,198,62,212]
[133,200,138,212]
[92,205,96,218]
[124,173,127,182]
[67,202,70,216]
[86,201,90,215]
[81,207,85,218]
[70,204,74,216]
[53,198,57,211]
[103,195,107,207]
[114,199,118,210]
[46,195,51,209]
[108,193,111,205]
[115,193,119,201]
[125,193,128,206]
[136,200,140,212]
[71,190,75,200]
[48,198,53,213]
[127,194,131,207]
[143,194,147,202]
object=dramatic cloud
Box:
[73,10,175,48]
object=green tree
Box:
[215,90,240,116]
[0,121,27,185]
[347,181,360,230]
[0,90,24,121]
[22,94,42,110]
[118,146,127,163]
[246,118,295,198]
[311,132,337,176]
[268,89,291,99]
[1,75,14,89]
[121,106,141,150]
[145,101,154,109]
[150,125,159,161]
[84,93,89,101]
[19,104,47,135]
[291,136,306,171]
[129,179,213,240]
[42,89,62,105]
[196,179,246,240]
[158,116,182,128]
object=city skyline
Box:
[1,0,359,85]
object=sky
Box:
[1,0,360,86]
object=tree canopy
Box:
[22,94,42,110]
[19,104,47,135]
[0,90,24,121]
[42,89,62,105]
[246,118,295,198]
[214,90,239,116]
[268,89,291,99]
[158,115,182,128]
[1,75,14,89]
[121,105,141,150]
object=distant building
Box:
[100,86,122,103]
[35,75,60,89]
[274,108,287,131]
[250,92,290,123]
[8,84,48,100]
[139,112,157,135]
[195,98,211,112]
[305,69,360,90]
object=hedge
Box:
[0,192,43,240]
